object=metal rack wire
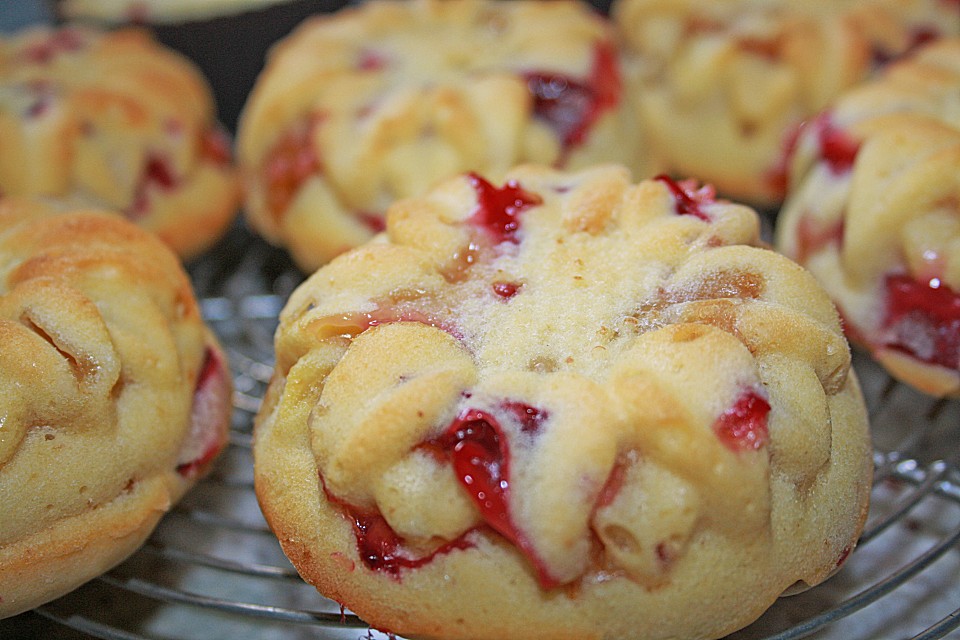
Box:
[3,225,959,640]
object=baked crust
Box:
[237,0,657,272]
[254,164,872,640]
[0,198,233,618]
[59,0,297,23]
[776,38,960,397]
[613,0,960,207]
[0,25,240,260]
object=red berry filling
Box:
[813,115,860,176]
[654,175,716,221]
[357,48,388,71]
[128,153,179,219]
[24,81,54,119]
[872,27,942,67]
[881,274,960,370]
[835,544,853,568]
[713,391,771,452]
[322,479,474,577]
[466,172,542,244]
[356,210,387,234]
[492,281,521,299]
[523,41,621,156]
[176,347,229,478]
[594,462,627,511]
[502,401,548,435]
[123,2,151,24]
[198,128,233,167]
[323,404,548,579]
[768,113,859,195]
[794,215,845,264]
[263,115,322,222]
[431,405,559,587]
[21,28,86,65]
[262,117,384,232]
[435,410,516,543]
[767,119,804,197]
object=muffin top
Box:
[237,0,653,271]
[613,0,960,206]
[0,196,233,623]
[776,37,960,396]
[0,25,239,259]
[255,164,872,640]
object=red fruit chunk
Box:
[882,274,960,370]
[357,48,388,71]
[502,401,548,435]
[438,409,516,543]
[794,215,845,265]
[176,348,229,478]
[433,406,560,588]
[128,154,179,218]
[322,480,474,577]
[466,173,542,244]
[595,462,627,510]
[123,2,151,24]
[767,119,804,197]
[351,511,474,576]
[492,281,520,299]
[145,156,177,190]
[814,115,860,175]
[654,174,715,221]
[199,128,233,166]
[263,115,322,222]
[21,28,85,65]
[523,41,621,154]
[26,95,51,119]
[356,210,387,234]
[872,27,941,67]
[354,511,411,574]
[835,544,853,568]
[713,391,771,452]
[23,80,56,119]
[768,113,859,195]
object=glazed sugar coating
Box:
[0,25,240,260]
[612,0,960,207]
[254,164,873,640]
[776,38,960,397]
[0,199,233,618]
[237,0,656,273]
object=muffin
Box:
[0,198,233,618]
[613,0,960,207]
[237,0,657,272]
[776,38,960,397]
[0,24,239,260]
[254,164,873,640]
[55,0,350,133]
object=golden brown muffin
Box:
[0,198,233,618]
[55,0,350,133]
[613,0,960,207]
[59,0,302,22]
[254,164,872,640]
[237,0,657,272]
[776,38,960,397]
[0,25,240,260]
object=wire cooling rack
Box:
[2,222,960,640]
